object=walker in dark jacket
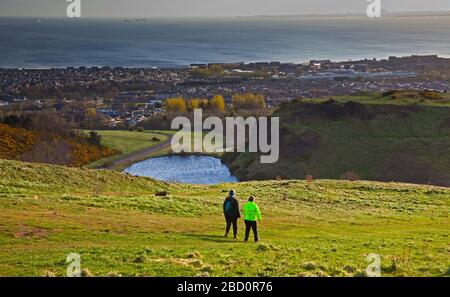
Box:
[223,190,241,238]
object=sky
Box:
[0,0,449,18]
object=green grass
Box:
[303,91,450,107]
[84,130,220,170]
[83,130,169,168]
[0,159,448,277]
[225,96,450,186]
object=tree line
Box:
[164,93,265,113]
[0,113,116,167]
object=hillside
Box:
[0,159,448,276]
[0,123,38,160]
[223,96,450,186]
[0,122,117,167]
[82,130,170,169]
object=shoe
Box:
[255,238,259,242]
[224,233,228,238]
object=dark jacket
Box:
[223,196,241,219]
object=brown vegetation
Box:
[232,92,266,110]
[383,89,445,100]
[0,115,117,167]
[0,124,38,160]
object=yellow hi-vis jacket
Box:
[243,201,262,222]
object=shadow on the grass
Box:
[181,233,245,243]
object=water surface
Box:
[124,155,239,184]
[1,16,449,68]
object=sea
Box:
[1,16,449,68]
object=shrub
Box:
[87,131,102,147]
[419,90,443,100]
[0,124,38,160]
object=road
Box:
[101,132,173,170]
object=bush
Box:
[420,90,443,100]
[87,131,102,148]
[0,124,38,160]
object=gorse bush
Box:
[0,124,38,160]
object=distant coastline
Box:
[0,16,449,69]
[0,54,448,71]
[249,10,450,19]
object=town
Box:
[1,54,449,129]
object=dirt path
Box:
[101,132,173,170]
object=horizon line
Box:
[1,10,450,19]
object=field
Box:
[84,130,170,168]
[0,159,448,277]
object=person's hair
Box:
[229,189,235,197]
[248,196,255,202]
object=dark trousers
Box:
[244,220,258,242]
[225,215,238,237]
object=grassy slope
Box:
[307,91,450,107]
[225,95,450,186]
[84,130,168,168]
[0,159,448,277]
